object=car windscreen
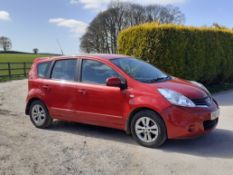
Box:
[111,58,170,83]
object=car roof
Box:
[87,54,129,60]
[33,54,130,63]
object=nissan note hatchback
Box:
[26,54,220,147]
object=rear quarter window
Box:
[37,62,51,78]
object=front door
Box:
[74,59,128,129]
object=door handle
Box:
[78,89,87,95]
[42,85,51,91]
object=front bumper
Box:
[162,100,219,139]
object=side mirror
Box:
[106,77,127,89]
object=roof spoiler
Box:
[33,57,49,63]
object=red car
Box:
[25,54,220,147]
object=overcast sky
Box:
[0,0,232,55]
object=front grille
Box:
[192,97,212,107]
[203,118,218,130]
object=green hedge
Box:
[117,23,233,85]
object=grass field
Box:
[0,53,51,81]
[0,53,50,63]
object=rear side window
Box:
[81,59,121,85]
[51,59,77,81]
[37,62,51,78]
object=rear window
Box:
[51,59,77,81]
[37,62,51,78]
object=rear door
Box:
[42,59,79,121]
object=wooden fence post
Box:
[23,62,27,77]
[8,62,11,78]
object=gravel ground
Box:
[0,80,232,175]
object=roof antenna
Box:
[56,39,64,55]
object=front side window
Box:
[37,62,51,78]
[81,59,121,85]
[51,59,77,81]
[111,58,170,83]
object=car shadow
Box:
[50,120,135,145]
[162,129,233,159]
[49,121,233,159]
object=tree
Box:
[80,2,185,54]
[0,36,12,51]
[212,23,227,29]
[33,48,39,54]
[145,5,184,23]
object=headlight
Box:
[190,81,211,95]
[158,88,196,107]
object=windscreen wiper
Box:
[150,76,170,82]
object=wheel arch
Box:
[25,97,47,115]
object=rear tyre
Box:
[29,100,52,129]
[131,110,167,148]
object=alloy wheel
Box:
[135,116,159,143]
[31,104,46,126]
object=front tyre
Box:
[131,110,167,148]
[29,100,52,129]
